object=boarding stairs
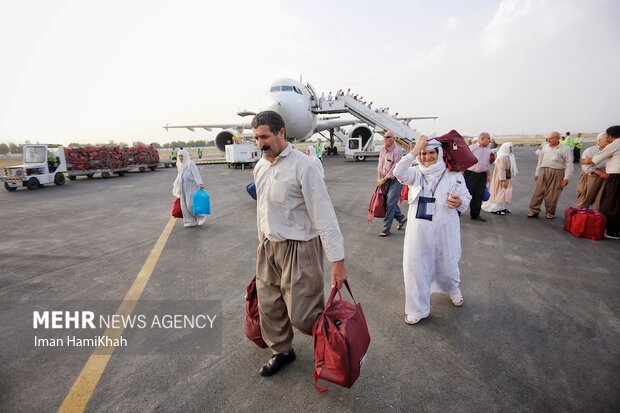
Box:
[317,95,427,148]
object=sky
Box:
[0,0,618,145]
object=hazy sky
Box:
[1,0,618,145]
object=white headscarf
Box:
[306,145,324,179]
[497,142,518,177]
[173,150,191,197]
[416,139,446,177]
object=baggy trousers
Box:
[599,174,620,236]
[529,167,565,215]
[256,237,325,354]
[382,178,405,231]
[464,170,487,218]
[575,172,603,209]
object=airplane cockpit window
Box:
[281,86,293,91]
[293,86,302,94]
[270,86,281,92]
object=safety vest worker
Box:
[313,142,323,161]
[47,151,55,161]
[565,135,575,149]
[575,136,583,149]
[171,148,178,160]
[197,148,203,159]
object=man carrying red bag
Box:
[376,131,407,236]
[252,111,349,377]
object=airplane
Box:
[164,77,436,154]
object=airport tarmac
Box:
[0,144,618,412]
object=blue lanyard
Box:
[421,169,447,197]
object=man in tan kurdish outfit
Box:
[252,111,349,377]
[576,132,610,209]
[528,131,574,219]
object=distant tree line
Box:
[0,139,215,153]
[0,142,24,154]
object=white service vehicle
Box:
[225,144,260,169]
[2,144,67,191]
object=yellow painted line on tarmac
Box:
[57,216,177,413]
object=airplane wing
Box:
[163,122,252,132]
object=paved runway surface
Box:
[0,144,618,412]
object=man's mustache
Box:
[261,145,271,151]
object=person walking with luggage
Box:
[464,132,492,222]
[173,150,206,228]
[252,111,348,376]
[576,132,609,209]
[393,135,471,325]
[583,125,620,239]
[377,131,407,236]
[528,131,573,219]
[482,142,518,215]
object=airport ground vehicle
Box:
[1,144,160,191]
[225,144,260,169]
[343,134,380,162]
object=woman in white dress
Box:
[393,136,472,325]
[173,150,206,228]
[482,142,518,214]
[306,146,324,179]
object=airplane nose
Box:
[262,95,285,116]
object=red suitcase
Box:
[569,209,606,240]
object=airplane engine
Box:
[347,124,374,148]
[215,129,237,152]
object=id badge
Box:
[416,196,436,221]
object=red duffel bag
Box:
[313,281,370,392]
[171,197,183,218]
[564,207,586,232]
[568,209,607,240]
[367,186,386,222]
[244,275,268,348]
[434,130,478,172]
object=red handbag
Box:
[244,275,268,348]
[313,281,371,392]
[434,130,478,172]
[399,184,409,202]
[367,186,386,222]
[171,197,183,218]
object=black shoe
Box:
[259,349,296,376]
[471,216,487,222]
[397,218,407,230]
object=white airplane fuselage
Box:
[258,78,318,140]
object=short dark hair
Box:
[251,111,285,135]
[606,125,620,139]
